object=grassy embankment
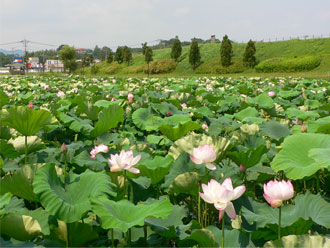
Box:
[45,38,330,78]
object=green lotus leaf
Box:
[264,234,330,248]
[242,192,330,229]
[277,90,300,99]
[1,164,40,201]
[169,172,199,196]
[90,104,124,138]
[163,114,191,126]
[145,204,187,229]
[0,91,9,108]
[308,148,330,168]
[168,133,230,160]
[73,150,106,171]
[234,107,259,121]
[270,133,330,179]
[137,156,174,184]
[90,197,173,233]
[254,94,275,109]
[33,163,116,223]
[146,135,171,145]
[184,228,218,248]
[0,106,56,136]
[0,140,19,159]
[286,107,319,121]
[0,208,50,241]
[132,108,163,131]
[260,120,291,141]
[227,145,268,168]
[192,106,215,117]
[48,220,99,247]
[159,121,201,141]
[0,193,12,216]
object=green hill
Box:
[79,38,330,77]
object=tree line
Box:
[52,35,257,73]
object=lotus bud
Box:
[167,111,172,116]
[28,102,34,109]
[263,180,294,208]
[202,123,208,130]
[239,164,246,173]
[61,143,67,153]
[301,123,307,132]
[128,93,134,103]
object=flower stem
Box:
[24,136,28,164]
[222,216,225,248]
[63,151,67,178]
[278,206,281,240]
[198,183,201,225]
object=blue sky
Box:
[1,0,329,51]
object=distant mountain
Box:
[0,49,25,56]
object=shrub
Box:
[144,59,177,74]
[195,58,246,74]
[255,56,321,72]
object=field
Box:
[1,75,330,247]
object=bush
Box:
[123,65,146,74]
[144,59,177,74]
[255,56,321,72]
[195,58,246,74]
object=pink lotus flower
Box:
[57,91,65,98]
[106,94,110,99]
[263,180,294,208]
[202,123,208,130]
[181,103,187,109]
[199,178,246,221]
[7,92,13,97]
[128,93,134,103]
[111,97,116,102]
[268,91,276,97]
[90,144,109,159]
[190,144,217,170]
[28,102,34,109]
[108,150,141,174]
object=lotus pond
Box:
[0,75,330,247]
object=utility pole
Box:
[22,39,29,73]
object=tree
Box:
[93,45,101,59]
[220,35,233,67]
[114,47,124,64]
[189,39,201,70]
[59,45,77,73]
[100,46,111,61]
[122,46,132,65]
[106,50,114,64]
[141,42,148,55]
[144,46,153,76]
[171,38,182,62]
[243,39,256,67]
[57,44,67,52]
[82,54,94,67]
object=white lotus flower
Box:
[199,178,246,221]
[190,144,217,170]
[108,150,141,174]
[90,144,109,159]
